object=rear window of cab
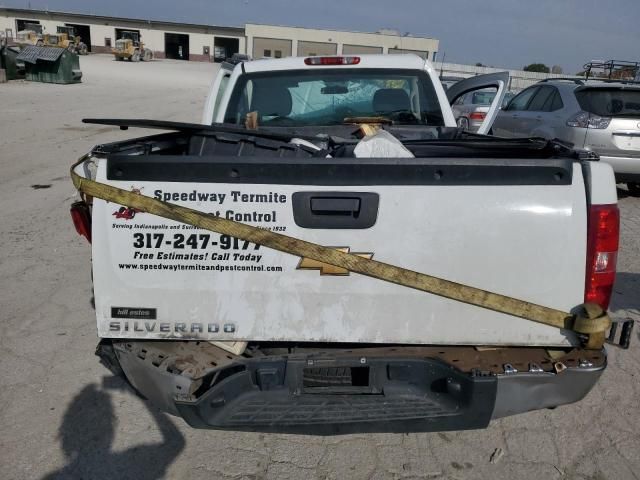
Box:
[223,68,445,127]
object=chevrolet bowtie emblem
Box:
[297,247,374,275]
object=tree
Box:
[551,65,563,74]
[475,62,484,67]
[523,63,550,73]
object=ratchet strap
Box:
[71,156,611,349]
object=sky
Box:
[2,0,639,73]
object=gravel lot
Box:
[1,54,639,480]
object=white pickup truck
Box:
[71,55,630,434]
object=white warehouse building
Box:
[0,8,245,61]
[0,7,439,63]
[245,24,438,60]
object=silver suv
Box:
[493,79,640,195]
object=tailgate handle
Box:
[292,192,379,229]
[311,197,361,216]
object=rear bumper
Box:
[104,341,606,434]
[492,363,604,418]
[178,356,497,434]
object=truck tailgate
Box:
[92,154,586,346]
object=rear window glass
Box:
[575,88,640,117]
[224,68,445,127]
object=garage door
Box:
[253,37,292,58]
[298,41,337,57]
[165,33,190,60]
[342,44,383,55]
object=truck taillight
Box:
[70,201,92,243]
[304,56,360,66]
[585,204,619,310]
[469,112,486,120]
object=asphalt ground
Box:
[1,54,639,480]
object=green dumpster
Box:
[0,45,25,80]
[16,46,82,84]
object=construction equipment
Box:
[112,31,153,62]
[15,23,44,47]
[55,26,88,55]
[14,25,88,55]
